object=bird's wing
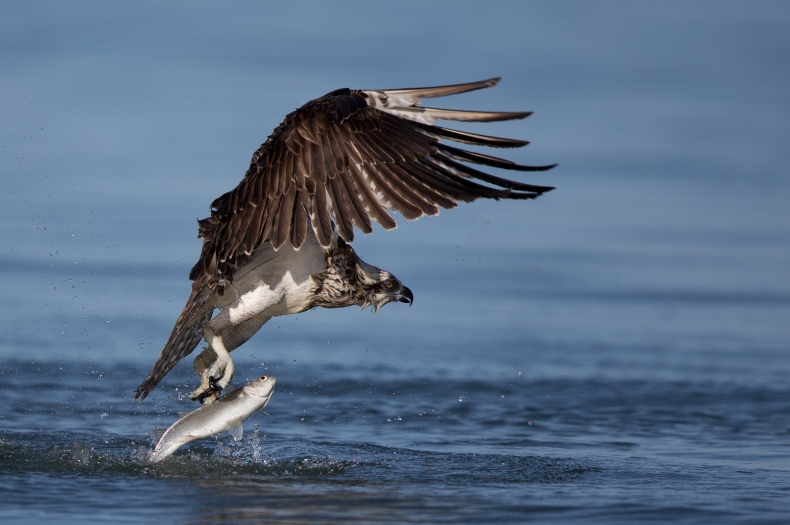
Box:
[190,77,556,285]
[134,275,213,400]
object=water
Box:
[2,1,790,523]
[3,361,790,523]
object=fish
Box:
[144,375,276,464]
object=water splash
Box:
[60,441,91,467]
[251,424,262,463]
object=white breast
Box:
[210,232,327,324]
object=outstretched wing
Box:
[190,77,556,285]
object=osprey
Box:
[134,78,556,403]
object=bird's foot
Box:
[208,353,235,390]
[188,371,220,405]
[188,354,235,404]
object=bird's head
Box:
[355,259,413,313]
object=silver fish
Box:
[145,375,276,464]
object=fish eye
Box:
[259,376,267,380]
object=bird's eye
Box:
[384,280,394,290]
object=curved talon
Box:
[188,366,224,405]
[199,389,220,405]
[207,355,235,391]
[188,372,214,403]
[188,375,221,405]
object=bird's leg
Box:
[193,346,217,375]
[189,347,219,404]
[188,327,234,404]
[205,326,235,389]
[189,313,272,404]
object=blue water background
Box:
[1,1,789,523]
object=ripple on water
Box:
[0,427,599,487]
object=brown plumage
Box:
[134,78,555,402]
[189,77,555,291]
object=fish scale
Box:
[145,376,276,464]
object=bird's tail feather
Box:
[134,279,213,400]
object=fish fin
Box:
[148,428,167,442]
[228,421,243,441]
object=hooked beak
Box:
[396,286,414,306]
